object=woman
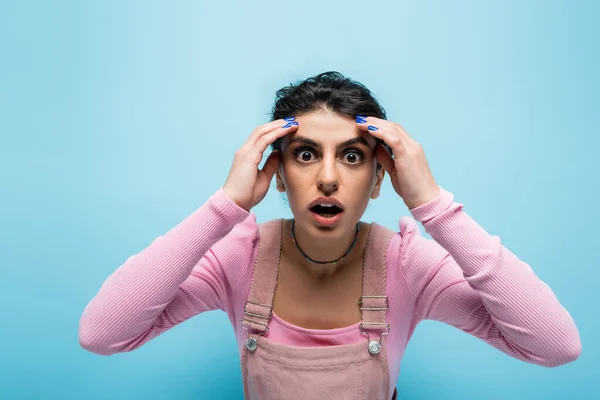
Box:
[79,71,581,399]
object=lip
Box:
[309,209,344,226]
[308,197,345,210]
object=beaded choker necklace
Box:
[290,219,360,265]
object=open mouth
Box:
[309,204,344,218]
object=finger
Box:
[354,115,386,129]
[374,143,395,175]
[355,115,394,131]
[247,118,297,147]
[355,116,394,142]
[392,121,416,143]
[253,121,298,155]
[260,150,281,183]
[359,123,408,157]
[357,116,416,146]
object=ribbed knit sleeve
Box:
[78,187,254,356]
[398,186,581,367]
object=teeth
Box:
[319,203,334,207]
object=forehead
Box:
[284,110,376,147]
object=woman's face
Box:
[275,110,385,236]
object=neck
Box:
[282,219,368,278]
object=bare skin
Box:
[273,219,373,329]
[272,110,385,329]
[223,109,385,329]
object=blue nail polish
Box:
[356,117,367,124]
[284,116,295,121]
[290,121,299,125]
[356,115,367,118]
[368,125,378,131]
[282,122,292,128]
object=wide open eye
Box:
[294,147,316,162]
[343,150,364,164]
[293,147,365,164]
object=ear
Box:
[275,168,286,193]
[370,166,385,199]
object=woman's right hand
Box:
[222,118,299,211]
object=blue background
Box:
[1,1,598,398]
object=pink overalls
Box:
[240,218,399,400]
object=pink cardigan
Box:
[79,186,581,392]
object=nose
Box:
[316,156,339,192]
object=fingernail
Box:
[284,116,295,121]
[282,123,292,128]
[290,121,298,125]
[368,125,378,131]
[356,117,367,124]
[356,115,367,118]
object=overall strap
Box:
[359,222,395,336]
[241,218,282,335]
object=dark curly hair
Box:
[269,71,393,170]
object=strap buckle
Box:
[359,322,391,336]
[358,295,389,310]
[359,322,391,357]
[358,295,390,355]
[240,300,272,333]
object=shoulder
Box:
[380,216,418,276]
[211,213,261,265]
[376,216,421,263]
[211,216,284,319]
[384,216,449,299]
[212,215,283,282]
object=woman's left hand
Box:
[355,115,440,209]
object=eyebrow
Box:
[287,136,372,151]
